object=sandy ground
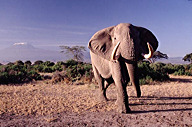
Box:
[0,75,192,127]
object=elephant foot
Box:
[115,99,131,113]
[117,105,131,114]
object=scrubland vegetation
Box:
[138,61,192,84]
[1,59,192,126]
[0,59,92,84]
[1,59,192,85]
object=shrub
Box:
[65,65,81,81]
[174,65,185,71]
[42,66,54,73]
[52,61,66,72]
[150,62,166,73]
[0,64,42,84]
[3,59,186,85]
[14,60,24,65]
[65,59,78,67]
[51,72,65,84]
[173,69,185,76]
[0,72,9,84]
[83,64,92,72]
[33,64,44,72]
[163,63,176,74]
[138,62,169,85]
[149,62,192,76]
[32,61,65,73]
[42,61,55,66]
[33,60,43,65]
[63,60,93,82]
[27,70,42,80]
[7,62,14,66]
[24,60,32,66]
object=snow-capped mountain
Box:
[0,43,70,63]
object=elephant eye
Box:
[114,37,116,40]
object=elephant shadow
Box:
[170,77,192,83]
[128,96,192,114]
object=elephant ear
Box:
[136,26,158,53]
[88,26,115,61]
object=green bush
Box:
[24,60,32,66]
[33,60,43,65]
[42,66,54,73]
[138,62,169,85]
[42,61,55,66]
[15,60,24,65]
[150,62,166,73]
[33,64,44,72]
[163,63,176,74]
[52,61,66,72]
[0,63,42,84]
[173,69,185,76]
[65,59,78,67]
[150,62,192,76]
[32,61,67,73]
[7,62,14,66]
[4,59,192,85]
[83,64,92,72]
[63,60,92,82]
[27,70,42,80]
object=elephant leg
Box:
[104,76,114,91]
[92,65,108,102]
[103,78,113,100]
[126,63,141,97]
[112,63,131,113]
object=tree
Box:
[43,61,55,66]
[33,60,43,65]
[183,53,192,63]
[24,60,32,66]
[15,60,24,65]
[149,51,168,63]
[60,46,86,61]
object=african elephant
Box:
[88,23,158,113]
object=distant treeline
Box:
[0,60,192,85]
[0,60,92,84]
[138,62,192,84]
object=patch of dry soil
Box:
[0,75,192,126]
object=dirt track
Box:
[0,75,192,127]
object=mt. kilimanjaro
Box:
[0,43,69,64]
[0,43,189,65]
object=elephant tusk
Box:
[142,42,154,59]
[111,41,121,62]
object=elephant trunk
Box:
[126,63,141,97]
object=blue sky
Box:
[0,0,192,57]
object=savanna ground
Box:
[0,75,192,127]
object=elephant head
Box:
[88,23,158,97]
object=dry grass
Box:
[1,76,191,116]
[0,81,116,116]
[0,83,90,116]
[0,75,192,126]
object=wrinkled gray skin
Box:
[88,23,158,113]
